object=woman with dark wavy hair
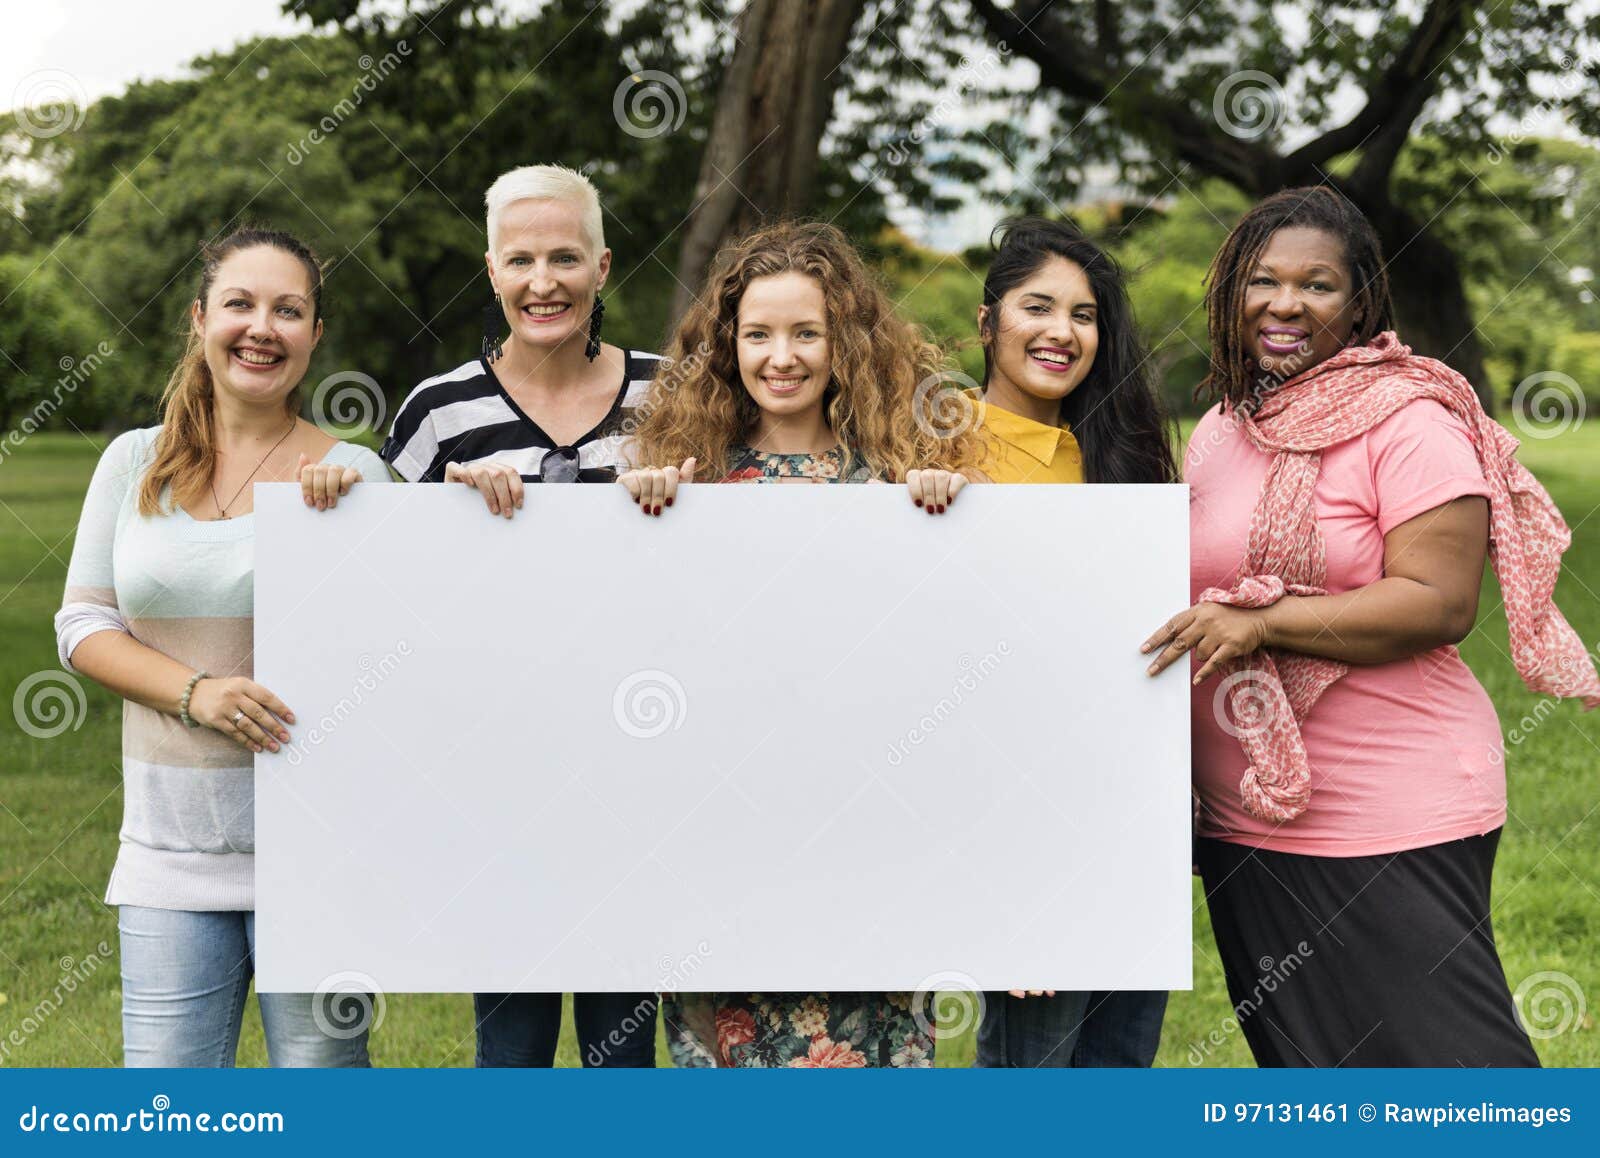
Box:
[969,216,1178,1068]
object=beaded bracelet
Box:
[179,670,209,728]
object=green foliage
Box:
[0,254,102,434]
[3,0,742,430]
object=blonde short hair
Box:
[484,164,605,255]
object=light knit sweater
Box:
[55,425,392,910]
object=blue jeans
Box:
[118,906,371,1068]
[977,990,1167,1067]
[473,992,658,1067]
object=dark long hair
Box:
[1197,185,1394,411]
[980,217,1177,484]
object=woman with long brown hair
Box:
[621,220,984,1066]
[55,227,390,1066]
[1144,185,1598,1066]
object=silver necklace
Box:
[211,418,296,519]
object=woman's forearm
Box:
[1258,578,1477,665]
[68,629,200,716]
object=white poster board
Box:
[254,482,1191,994]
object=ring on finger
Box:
[232,708,246,724]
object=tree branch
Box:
[1285,0,1476,183]
[968,0,1280,192]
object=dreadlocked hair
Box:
[1196,185,1394,412]
[138,227,325,516]
[632,220,986,483]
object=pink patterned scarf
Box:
[1201,331,1600,823]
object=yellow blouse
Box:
[976,397,1085,484]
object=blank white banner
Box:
[253,481,1191,994]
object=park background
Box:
[1,0,1597,1065]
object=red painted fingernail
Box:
[665,498,673,507]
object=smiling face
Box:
[735,271,832,424]
[981,255,1099,410]
[194,245,320,406]
[487,197,611,353]
[1241,225,1363,375]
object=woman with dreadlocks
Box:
[1142,185,1598,1066]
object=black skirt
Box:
[1195,829,1539,1067]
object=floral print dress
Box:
[717,443,875,484]
[661,442,935,1068]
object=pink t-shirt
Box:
[1186,398,1502,856]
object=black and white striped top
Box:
[379,350,662,482]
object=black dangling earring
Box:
[482,293,506,364]
[585,295,605,362]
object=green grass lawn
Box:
[1,424,1596,1067]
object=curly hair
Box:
[631,220,986,482]
[1197,185,1394,412]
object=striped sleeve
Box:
[55,428,150,670]
[380,361,484,482]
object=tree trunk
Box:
[1358,200,1492,408]
[669,0,866,328]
